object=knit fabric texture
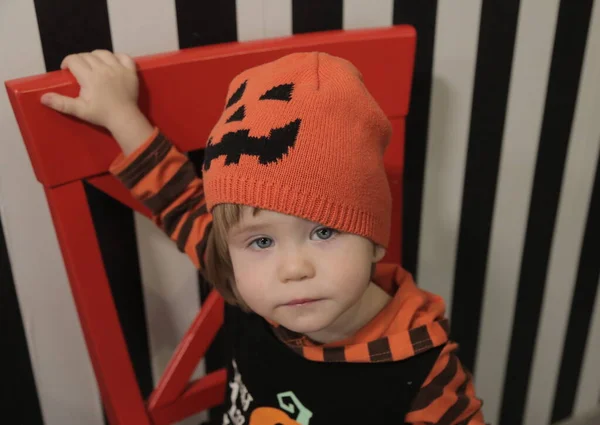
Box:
[202,51,392,247]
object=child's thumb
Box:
[41,93,84,118]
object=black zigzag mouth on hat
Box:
[203,118,301,170]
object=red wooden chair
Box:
[5,26,415,425]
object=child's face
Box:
[227,208,385,341]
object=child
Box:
[41,49,485,425]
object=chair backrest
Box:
[5,26,415,425]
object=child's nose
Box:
[277,248,316,283]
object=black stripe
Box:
[163,195,204,237]
[117,135,171,189]
[292,0,343,34]
[410,354,458,411]
[195,221,213,271]
[457,410,479,425]
[439,318,450,336]
[438,378,470,425]
[551,152,600,423]
[186,149,212,270]
[450,0,522,373]
[33,0,113,72]
[143,161,197,215]
[323,346,346,362]
[175,0,237,48]
[393,0,438,277]
[1,214,44,424]
[175,203,208,252]
[499,2,595,424]
[367,337,393,362]
[409,325,434,354]
[84,182,154,398]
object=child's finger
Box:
[61,55,92,83]
[61,54,90,71]
[91,49,120,67]
[61,54,78,70]
[40,93,85,119]
[79,52,105,69]
[114,53,136,71]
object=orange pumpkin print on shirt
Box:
[249,391,313,425]
[249,407,301,425]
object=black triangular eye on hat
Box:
[226,80,247,108]
[226,105,245,123]
[259,83,294,101]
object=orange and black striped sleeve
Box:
[109,128,212,270]
[405,342,486,425]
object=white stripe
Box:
[106,0,178,55]
[0,2,103,425]
[470,0,560,423]
[237,0,292,41]
[417,0,482,313]
[263,0,292,38]
[524,1,600,424]
[343,0,393,29]
[236,0,265,42]
[106,4,207,424]
[133,217,206,425]
[574,274,600,416]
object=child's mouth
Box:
[284,298,322,306]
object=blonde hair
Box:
[203,204,259,309]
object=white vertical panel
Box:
[133,217,202,383]
[343,0,393,29]
[106,0,178,56]
[524,2,600,424]
[237,0,292,41]
[470,0,560,423]
[133,217,205,425]
[558,407,600,425]
[263,0,292,38]
[236,0,265,41]
[0,1,103,425]
[417,0,482,311]
[106,2,205,424]
[574,275,600,416]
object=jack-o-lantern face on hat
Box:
[203,80,301,171]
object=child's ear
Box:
[373,245,386,262]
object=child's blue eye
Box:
[250,237,273,249]
[313,227,337,240]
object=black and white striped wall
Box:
[1,1,599,424]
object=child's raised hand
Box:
[41,50,140,131]
[41,50,154,155]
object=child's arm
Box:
[42,51,212,269]
[404,343,486,425]
[109,131,212,269]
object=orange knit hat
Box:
[202,52,392,247]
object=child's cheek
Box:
[235,277,271,317]
[230,250,273,312]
